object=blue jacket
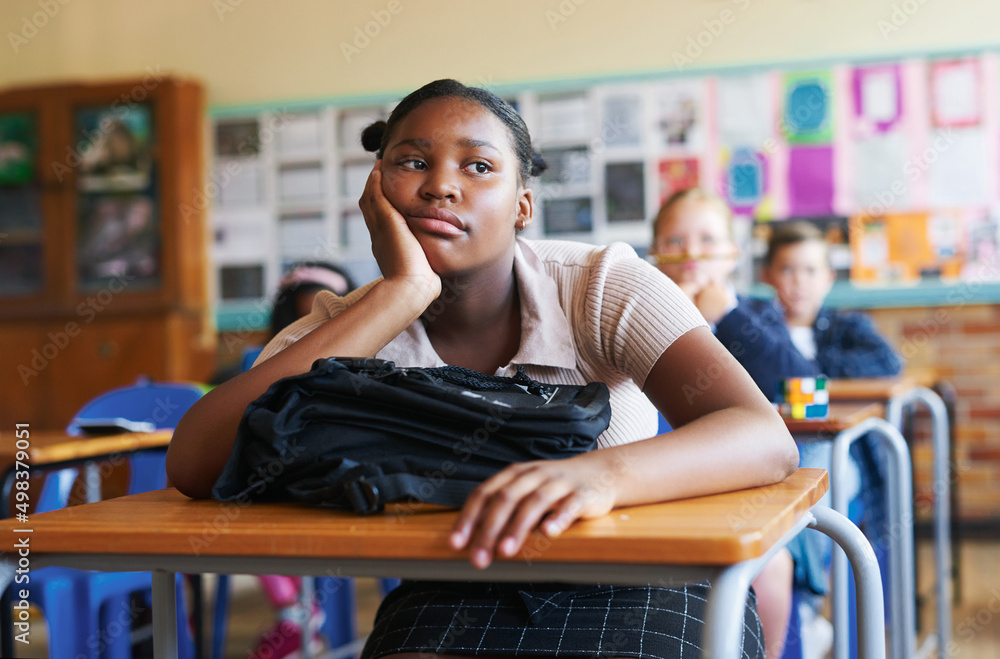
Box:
[714,296,902,402]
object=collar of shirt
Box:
[376,239,578,374]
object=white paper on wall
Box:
[600,94,643,148]
[656,79,706,151]
[277,113,324,154]
[213,217,268,260]
[278,163,325,202]
[963,207,1000,280]
[717,75,773,146]
[538,95,590,143]
[852,132,910,211]
[342,210,371,249]
[342,161,373,199]
[932,60,980,127]
[929,128,988,206]
[217,162,261,207]
[860,69,899,125]
[279,213,327,255]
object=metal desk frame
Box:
[0,504,883,659]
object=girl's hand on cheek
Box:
[449,456,618,569]
[360,161,441,301]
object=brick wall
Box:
[868,304,1000,523]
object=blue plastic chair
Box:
[656,413,672,435]
[66,376,208,437]
[25,377,205,659]
[241,345,265,372]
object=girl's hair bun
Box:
[360,120,387,153]
[529,150,548,178]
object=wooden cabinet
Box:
[0,77,215,430]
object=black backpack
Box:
[213,357,612,514]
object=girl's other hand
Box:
[694,280,736,324]
[449,455,618,569]
[360,160,441,301]
[676,279,702,302]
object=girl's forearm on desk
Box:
[166,278,434,499]
[595,405,797,509]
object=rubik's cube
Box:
[775,376,829,419]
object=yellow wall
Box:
[2,0,998,108]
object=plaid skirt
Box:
[360,580,764,659]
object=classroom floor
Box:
[13,538,1000,658]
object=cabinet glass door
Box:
[0,112,44,297]
[74,103,161,291]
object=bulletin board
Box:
[209,50,1000,329]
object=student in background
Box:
[755,226,904,542]
[653,203,905,658]
[739,220,903,657]
[269,262,356,338]
[650,188,792,659]
[650,188,740,327]
[727,220,902,394]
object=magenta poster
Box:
[788,146,834,216]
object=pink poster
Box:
[930,59,982,128]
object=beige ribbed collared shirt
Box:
[256,239,707,448]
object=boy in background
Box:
[716,220,901,398]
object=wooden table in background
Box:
[827,372,935,402]
[0,429,174,512]
[781,402,886,435]
[0,429,173,477]
[0,468,887,659]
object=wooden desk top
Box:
[827,372,934,402]
[4,468,827,566]
[0,429,173,474]
[783,402,885,435]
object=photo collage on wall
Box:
[207,51,1000,313]
[657,54,1000,286]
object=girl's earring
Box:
[515,220,524,233]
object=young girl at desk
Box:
[168,79,797,659]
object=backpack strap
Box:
[344,473,479,515]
